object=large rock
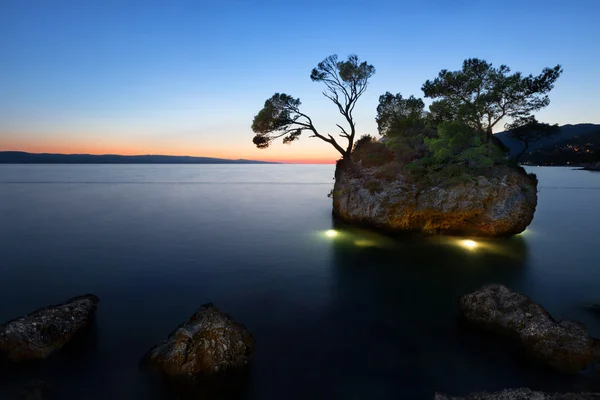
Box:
[460,285,595,373]
[144,303,254,378]
[0,294,99,362]
[435,388,600,399]
[332,162,537,237]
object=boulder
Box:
[0,294,99,362]
[143,303,254,378]
[460,285,594,373]
[332,162,537,237]
[435,388,600,399]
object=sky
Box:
[1,0,599,164]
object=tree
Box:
[251,54,375,159]
[375,92,431,164]
[422,58,562,142]
[507,116,559,163]
[375,92,426,137]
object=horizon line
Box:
[0,150,337,165]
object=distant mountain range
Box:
[0,151,278,164]
[495,123,600,166]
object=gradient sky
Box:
[1,0,599,163]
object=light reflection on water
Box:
[0,165,598,399]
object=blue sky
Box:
[1,0,599,162]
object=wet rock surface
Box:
[332,162,537,237]
[435,388,600,399]
[0,295,99,362]
[143,303,254,378]
[460,285,596,373]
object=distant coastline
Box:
[0,151,279,164]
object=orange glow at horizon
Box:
[1,139,338,164]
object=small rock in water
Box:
[435,388,600,399]
[0,294,99,362]
[460,284,596,373]
[143,303,254,378]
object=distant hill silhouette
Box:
[495,123,600,166]
[0,151,278,164]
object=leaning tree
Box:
[507,116,559,163]
[251,54,375,159]
[421,58,562,142]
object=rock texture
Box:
[0,295,99,362]
[460,285,596,373]
[435,388,600,399]
[332,162,537,237]
[144,303,254,378]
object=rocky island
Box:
[332,147,537,237]
[251,56,560,237]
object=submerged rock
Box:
[460,285,595,373]
[435,388,600,399]
[143,303,254,378]
[0,295,99,362]
[332,162,537,237]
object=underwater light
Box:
[325,229,339,238]
[460,239,478,250]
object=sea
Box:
[0,164,599,399]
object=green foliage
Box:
[252,54,375,158]
[375,92,434,164]
[506,116,560,163]
[376,92,426,137]
[251,93,305,149]
[311,54,375,89]
[352,135,393,167]
[422,58,562,140]
[424,121,507,170]
[352,134,376,151]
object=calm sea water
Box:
[0,165,599,399]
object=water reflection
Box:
[324,219,600,397]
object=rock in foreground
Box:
[0,295,99,362]
[435,388,600,399]
[332,162,537,237]
[460,285,595,373]
[144,303,254,377]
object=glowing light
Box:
[518,228,532,236]
[460,239,478,250]
[354,239,377,247]
[325,229,338,238]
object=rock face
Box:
[460,285,595,373]
[435,388,600,399]
[0,295,99,362]
[332,162,537,237]
[144,303,254,378]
